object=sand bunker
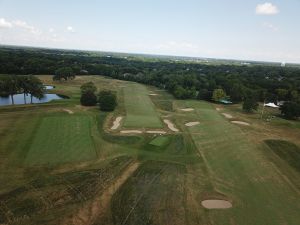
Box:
[121,130,143,134]
[63,109,74,114]
[222,113,233,119]
[231,121,250,126]
[146,131,167,134]
[180,108,194,112]
[111,117,123,130]
[201,200,232,209]
[185,122,200,127]
[163,119,179,132]
[149,94,158,96]
[216,108,221,111]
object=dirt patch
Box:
[201,200,232,209]
[146,131,166,134]
[163,119,179,132]
[65,162,140,225]
[216,107,221,111]
[222,113,233,119]
[63,109,74,114]
[121,130,143,134]
[149,94,158,96]
[185,122,200,127]
[231,121,250,126]
[180,108,194,112]
[75,105,89,111]
[111,117,123,130]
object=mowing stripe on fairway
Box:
[123,83,163,128]
[24,115,96,165]
[177,100,300,225]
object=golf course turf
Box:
[0,75,300,225]
[123,83,163,129]
[25,114,96,165]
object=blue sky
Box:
[0,0,299,63]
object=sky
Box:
[0,0,300,63]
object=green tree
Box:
[212,89,226,102]
[80,91,97,106]
[19,76,31,104]
[0,76,9,97]
[243,98,259,113]
[98,90,117,111]
[53,67,75,81]
[230,84,245,103]
[280,101,300,120]
[276,89,288,101]
[27,76,45,104]
[2,75,19,105]
[80,82,97,94]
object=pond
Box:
[0,85,64,106]
[0,94,64,106]
[45,85,55,90]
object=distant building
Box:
[264,103,279,108]
[281,62,286,67]
[219,99,233,104]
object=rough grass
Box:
[111,161,187,225]
[265,139,300,172]
[123,83,163,128]
[0,156,133,224]
[25,114,96,165]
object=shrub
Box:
[98,90,117,111]
[80,91,97,106]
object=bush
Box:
[80,91,97,106]
[280,101,300,120]
[80,82,97,94]
[243,98,258,112]
[98,90,117,111]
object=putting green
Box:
[25,115,96,165]
[123,83,163,128]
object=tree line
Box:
[0,46,299,119]
[0,75,45,105]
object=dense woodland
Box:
[1,46,300,117]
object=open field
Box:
[0,75,300,225]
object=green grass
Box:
[1,76,300,225]
[265,139,300,172]
[149,136,170,147]
[175,100,300,225]
[111,161,187,225]
[123,83,163,128]
[24,114,97,165]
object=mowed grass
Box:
[265,139,300,172]
[25,114,97,165]
[175,100,300,225]
[149,136,170,147]
[123,83,163,128]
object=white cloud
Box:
[0,18,12,29]
[12,20,41,35]
[262,22,278,31]
[49,28,54,33]
[67,26,75,33]
[256,2,279,15]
